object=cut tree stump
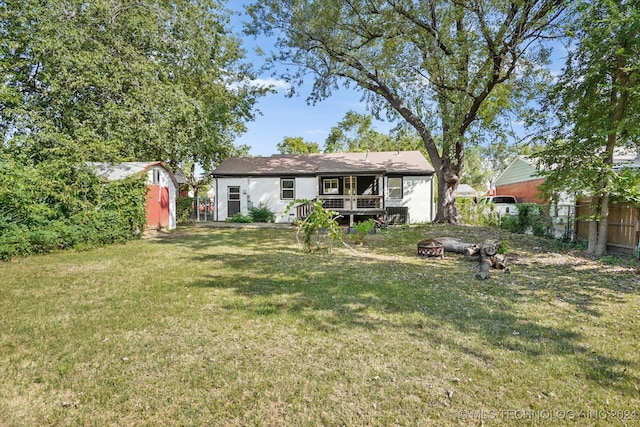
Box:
[435,237,510,279]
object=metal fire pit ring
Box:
[417,239,445,258]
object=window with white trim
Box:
[388,177,403,199]
[323,178,339,194]
[281,178,295,200]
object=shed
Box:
[89,161,178,230]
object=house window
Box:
[152,169,161,184]
[388,177,403,199]
[228,186,240,200]
[281,178,295,200]
[344,176,356,195]
[323,178,339,194]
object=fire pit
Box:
[417,239,444,258]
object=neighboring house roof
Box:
[88,161,179,187]
[496,150,640,186]
[495,156,540,186]
[213,151,434,177]
[457,184,479,196]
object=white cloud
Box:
[249,77,291,93]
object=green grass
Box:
[1,224,639,426]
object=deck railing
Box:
[317,195,383,211]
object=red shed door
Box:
[146,185,170,228]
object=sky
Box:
[227,2,392,157]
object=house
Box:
[89,161,178,230]
[494,156,547,203]
[494,153,640,253]
[212,151,435,225]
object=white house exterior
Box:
[89,161,178,230]
[212,151,435,225]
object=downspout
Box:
[430,175,435,222]
[215,177,219,221]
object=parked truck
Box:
[478,195,518,216]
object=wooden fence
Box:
[575,201,640,254]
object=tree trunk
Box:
[437,238,508,279]
[587,198,600,256]
[434,163,460,224]
[595,190,611,257]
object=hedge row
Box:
[0,157,148,261]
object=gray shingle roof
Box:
[87,161,178,187]
[213,151,434,176]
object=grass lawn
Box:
[1,224,639,426]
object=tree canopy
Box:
[277,136,320,154]
[1,0,263,190]
[535,0,640,256]
[247,0,565,223]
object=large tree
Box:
[246,0,564,223]
[277,136,320,154]
[323,110,422,153]
[535,0,640,257]
[0,0,263,192]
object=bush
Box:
[249,203,275,222]
[226,213,252,223]
[500,203,551,237]
[457,197,500,226]
[0,155,148,261]
[176,196,194,223]
[350,219,375,244]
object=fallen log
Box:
[435,237,509,279]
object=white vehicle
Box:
[478,195,518,216]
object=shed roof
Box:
[213,151,434,177]
[87,161,178,187]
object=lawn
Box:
[1,224,639,426]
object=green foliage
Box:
[0,0,263,186]
[277,136,320,154]
[249,203,276,223]
[176,197,195,223]
[534,0,640,256]
[323,111,423,154]
[350,219,375,244]
[286,199,343,252]
[226,213,253,223]
[0,155,147,261]
[498,238,509,255]
[499,204,550,237]
[457,197,500,227]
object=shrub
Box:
[500,203,551,237]
[285,199,343,252]
[176,196,194,223]
[350,218,375,244]
[249,203,275,222]
[457,197,500,226]
[226,213,252,223]
[0,154,147,261]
